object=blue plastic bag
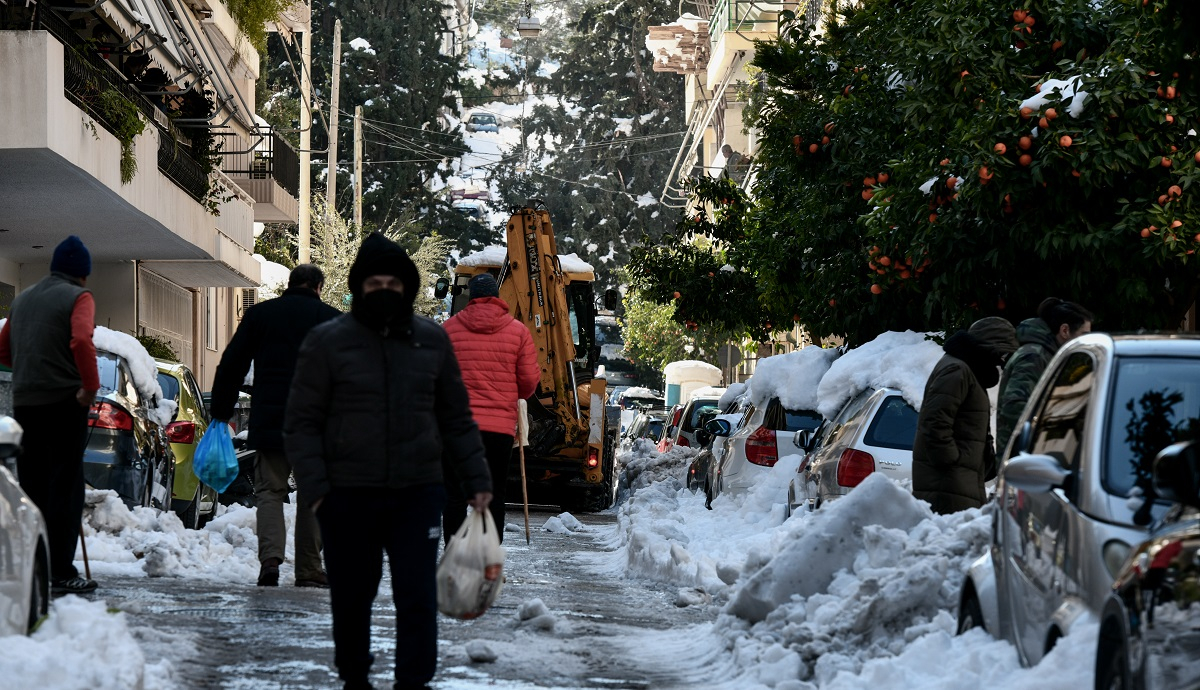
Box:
[192,421,239,494]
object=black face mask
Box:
[353,289,409,330]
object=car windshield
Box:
[157,372,180,403]
[648,420,664,438]
[683,401,720,431]
[863,395,919,450]
[1105,356,1200,497]
[96,353,121,393]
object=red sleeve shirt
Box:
[0,318,10,368]
[71,293,100,392]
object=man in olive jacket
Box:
[913,317,1018,514]
[285,232,491,690]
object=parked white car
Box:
[706,396,823,507]
[788,386,919,514]
[0,416,50,636]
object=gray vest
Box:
[9,273,89,406]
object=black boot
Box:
[257,557,282,587]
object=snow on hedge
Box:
[748,346,840,412]
[816,331,943,419]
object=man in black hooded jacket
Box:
[285,233,491,690]
[913,316,1018,514]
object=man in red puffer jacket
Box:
[442,273,538,542]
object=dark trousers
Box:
[15,396,89,582]
[316,485,446,688]
[444,431,512,544]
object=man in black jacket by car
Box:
[210,264,340,588]
[285,233,491,690]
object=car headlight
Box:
[1103,539,1132,579]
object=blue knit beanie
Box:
[468,274,500,300]
[50,235,91,278]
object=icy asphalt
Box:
[96,507,714,690]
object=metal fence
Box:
[222,129,300,197]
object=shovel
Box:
[517,399,531,545]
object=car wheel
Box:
[957,587,985,634]
[1096,616,1133,690]
[174,488,201,530]
[27,543,49,634]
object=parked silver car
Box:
[0,416,50,636]
[788,386,918,514]
[957,333,1189,667]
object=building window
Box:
[205,287,217,351]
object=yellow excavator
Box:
[438,200,619,511]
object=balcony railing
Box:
[222,129,300,198]
[10,5,212,203]
[709,0,794,45]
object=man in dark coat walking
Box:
[913,316,1019,514]
[210,264,340,587]
[285,233,492,690]
[0,235,101,594]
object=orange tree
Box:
[633,0,1200,344]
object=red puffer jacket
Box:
[443,297,539,436]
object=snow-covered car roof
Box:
[93,326,176,427]
[748,346,840,412]
[815,331,943,420]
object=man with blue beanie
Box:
[0,235,101,594]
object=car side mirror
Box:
[1003,453,1070,493]
[794,429,815,452]
[0,416,22,475]
[1154,440,1200,509]
[704,418,732,437]
[434,277,450,300]
[603,288,620,311]
[695,429,712,447]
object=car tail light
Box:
[587,447,600,468]
[165,420,196,444]
[676,436,690,448]
[836,448,875,487]
[745,426,778,467]
[88,401,133,432]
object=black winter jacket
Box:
[912,332,1000,514]
[210,287,341,450]
[283,312,491,501]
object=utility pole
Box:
[324,18,342,262]
[354,105,362,229]
[298,14,312,264]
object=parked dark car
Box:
[83,350,174,511]
[1095,440,1200,690]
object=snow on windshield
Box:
[747,346,840,412]
[717,381,746,410]
[93,327,176,427]
[816,331,943,419]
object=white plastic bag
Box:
[437,508,506,619]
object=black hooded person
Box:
[284,232,492,689]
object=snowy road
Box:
[97,508,713,689]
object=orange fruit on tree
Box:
[1162,157,1173,168]
[673,291,681,299]
[1172,220,1183,229]
[929,213,938,223]
[1166,86,1177,99]
[994,142,1007,154]
[1013,9,1027,22]
[979,165,993,180]
[829,299,838,307]
[900,269,911,279]
[1159,194,1169,205]
[1019,136,1033,150]
[822,135,831,145]
[862,189,875,201]
[1166,114,1175,124]
[1195,151,1200,164]
[947,177,958,190]
[1023,14,1035,26]
[1016,40,1027,49]
[940,158,951,166]
[864,176,877,186]
[1071,169,1081,177]
[809,143,819,153]
[1059,135,1072,147]
[870,284,883,295]
[880,256,892,266]
[1141,228,1152,238]
[1052,39,1063,51]
[1170,185,1183,197]
[825,122,835,134]
[1045,108,1058,120]
[1039,117,1050,129]
[877,172,890,184]
[1019,154,1033,166]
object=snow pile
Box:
[253,253,290,299]
[93,326,176,427]
[618,441,696,497]
[718,382,747,411]
[76,489,267,585]
[558,253,594,275]
[0,595,179,689]
[621,386,661,401]
[543,512,587,533]
[748,347,840,411]
[816,331,943,419]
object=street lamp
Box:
[517,1,541,37]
